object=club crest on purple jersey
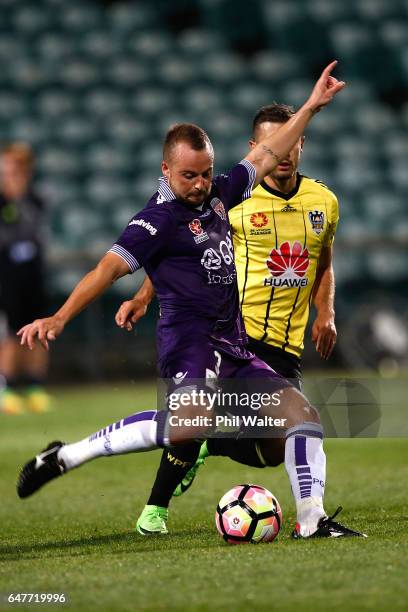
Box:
[189,219,203,235]
[210,198,227,221]
[189,218,209,244]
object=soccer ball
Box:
[215,484,282,544]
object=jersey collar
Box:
[158,176,177,202]
[260,173,303,201]
[158,176,210,213]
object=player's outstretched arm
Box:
[18,253,130,350]
[246,60,345,187]
[115,276,155,331]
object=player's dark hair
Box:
[252,104,295,139]
[163,123,213,162]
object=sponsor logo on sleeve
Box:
[264,241,309,288]
[308,210,325,235]
[128,219,158,235]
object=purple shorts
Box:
[158,338,292,416]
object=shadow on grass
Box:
[0,527,218,561]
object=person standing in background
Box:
[0,144,50,414]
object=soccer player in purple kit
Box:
[16,62,365,538]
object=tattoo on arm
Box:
[260,145,280,163]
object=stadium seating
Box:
[0,0,406,292]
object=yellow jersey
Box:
[229,174,339,358]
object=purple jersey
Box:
[109,160,256,361]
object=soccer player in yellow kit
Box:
[230,103,338,376]
[116,104,339,535]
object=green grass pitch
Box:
[1,383,407,611]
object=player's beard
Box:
[183,190,209,206]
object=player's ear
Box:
[161,160,170,178]
[248,139,256,151]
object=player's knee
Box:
[278,386,320,428]
[295,397,320,424]
[292,401,320,428]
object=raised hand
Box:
[306,60,346,113]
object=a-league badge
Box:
[210,198,227,221]
[308,210,324,235]
[250,212,268,228]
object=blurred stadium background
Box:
[1,0,407,381]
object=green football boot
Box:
[136,505,168,535]
[173,441,209,497]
